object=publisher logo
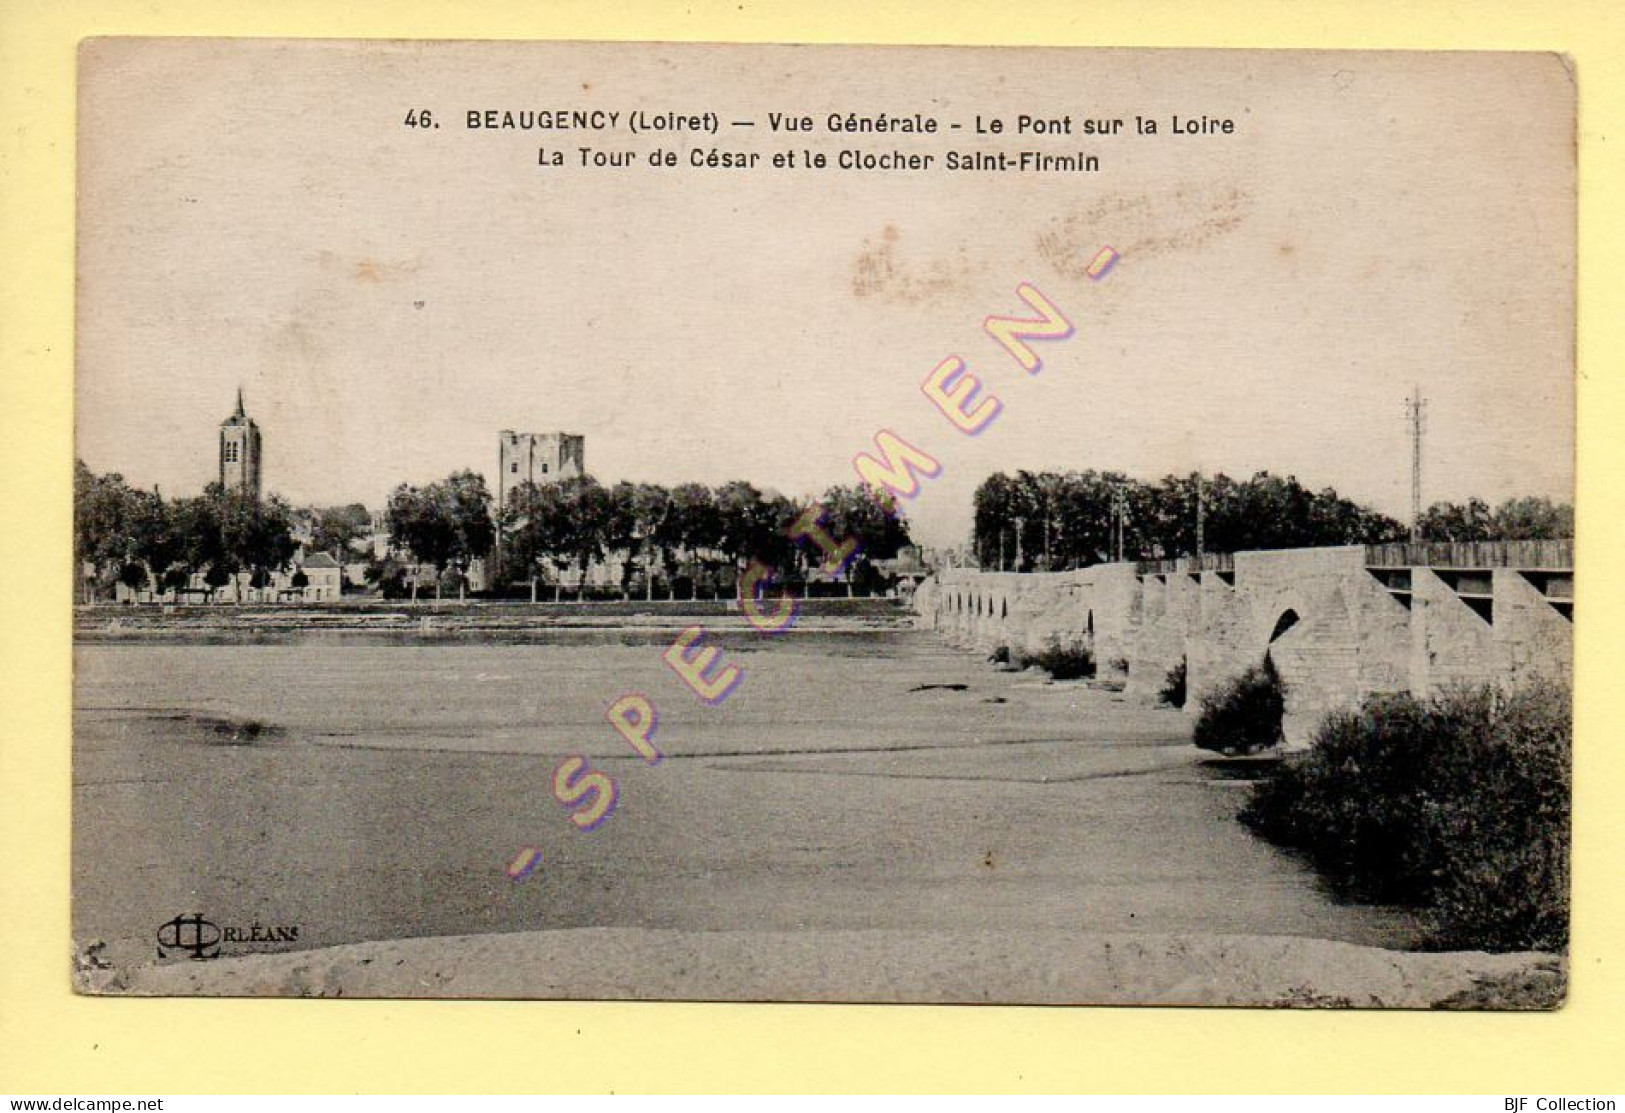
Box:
[155,913,221,960]
[155,913,301,960]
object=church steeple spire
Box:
[220,387,262,498]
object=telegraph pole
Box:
[1195,471,1205,560]
[1408,386,1427,544]
[1113,486,1126,563]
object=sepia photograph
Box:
[71,38,1575,1007]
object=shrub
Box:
[1159,660,1188,708]
[1109,656,1131,674]
[1240,680,1570,952]
[376,568,411,599]
[988,645,1012,666]
[1019,638,1095,680]
[1192,656,1285,754]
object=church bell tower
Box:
[219,388,263,498]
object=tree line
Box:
[1415,496,1573,543]
[75,461,299,601]
[383,472,912,601]
[972,469,1572,571]
[78,456,1572,600]
[74,459,915,602]
[373,467,923,594]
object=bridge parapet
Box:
[916,540,1573,749]
[1364,539,1572,571]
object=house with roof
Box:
[293,552,343,601]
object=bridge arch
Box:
[1250,585,1314,655]
[1268,608,1301,644]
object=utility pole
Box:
[1113,486,1126,563]
[1195,471,1205,560]
[1408,386,1427,544]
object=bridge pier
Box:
[921,542,1572,750]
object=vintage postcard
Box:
[73,38,1574,1006]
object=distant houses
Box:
[297,552,343,600]
[112,553,343,605]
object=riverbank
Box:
[103,927,1563,1008]
[73,618,1544,1005]
[73,597,911,644]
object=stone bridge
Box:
[915,541,1573,747]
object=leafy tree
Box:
[1053,470,1119,567]
[1418,498,1494,543]
[159,564,191,595]
[388,483,451,601]
[607,481,673,600]
[973,472,1020,570]
[117,560,148,591]
[74,461,138,601]
[666,482,721,598]
[1490,496,1572,541]
[632,482,676,600]
[819,483,912,592]
[1006,469,1044,570]
[129,489,185,593]
[363,556,411,599]
[714,480,778,585]
[387,472,492,600]
[1146,472,1203,561]
[310,503,372,559]
[172,493,231,597]
[605,482,640,600]
[762,492,806,585]
[203,561,235,597]
[502,480,567,599]
[442,471,496,598]
[217,488,297,601]
[555,475,612,598]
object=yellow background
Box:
[2,0,1620,1094]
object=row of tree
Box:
[972,469,1405,571]
[75,461,299,601]
[381,472,914,600]
[1415,496,1574,543]
[76,456,918,603]
[79,455,1573,601]
[971,469,1573,571]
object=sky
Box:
[75,41,1575,549]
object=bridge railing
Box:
[1363,539,1573,570]
[1135,552,1236,575]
